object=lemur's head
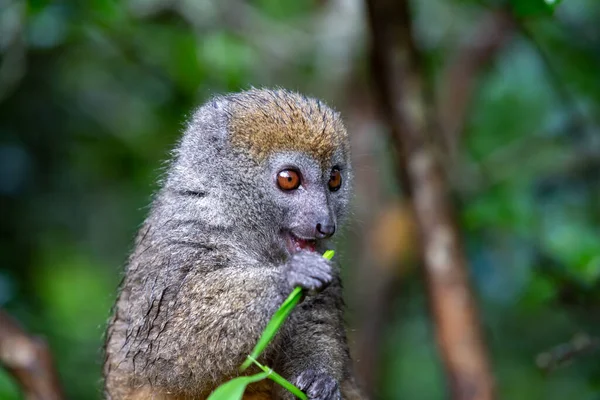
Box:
[165,88,352,256]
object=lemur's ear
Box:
[187,98,232,144]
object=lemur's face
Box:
[225,89,352,254]
[266,151,351,255]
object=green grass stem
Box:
[240,250,335,371]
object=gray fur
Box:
[103,89,362,399]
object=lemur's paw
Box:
[294,369,341,400]
[282,251,333,294]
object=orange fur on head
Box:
[228,89,349,167]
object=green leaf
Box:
[543,0,562,7]
[207,371,271,400]
[240,250,335,371]
[240,287,303,371]
[322,250,335,260]
[249,357,308,400]
[268,369,308,400]
[510,0,563,17]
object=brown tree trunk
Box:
[364,1,496,399]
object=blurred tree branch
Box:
[513,17,592,140]
[438,9,515,161]
[536,333,600,372]
[0,310,64,400]
[0,0,27,103]
[365,0,496,398]
[343,78,392,397]
[342,60,418,398]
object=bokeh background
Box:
[1,0,599,399]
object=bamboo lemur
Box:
[104,89,364,400]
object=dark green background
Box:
[1,0,599,398]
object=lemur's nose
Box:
[316,222,336,239]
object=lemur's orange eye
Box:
[328,168,342,192]
[277,169,301,191]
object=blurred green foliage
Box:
[1,0,599,399]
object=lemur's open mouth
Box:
[285,233,317,253]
